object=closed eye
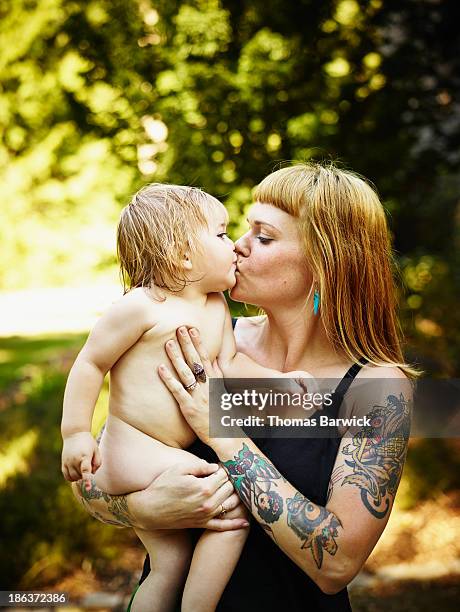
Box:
[257,236,273,244]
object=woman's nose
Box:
[235,233,250,257]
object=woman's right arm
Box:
[72,459,250,531]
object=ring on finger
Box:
[193,362,207,383]
[184,380,198,392]
[219,503,227,518]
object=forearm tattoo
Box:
[341,393,411,519]
[74,478,134,527]
[222,443,342,568]
[222,443,285,538]
[287,493,342,569]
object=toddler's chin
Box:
[212,272,237,293]
[226,275,237,290]
[221,271,237,291]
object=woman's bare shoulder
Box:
[345,363,412,421]
[358,363,408,381]
[354,364,412,401]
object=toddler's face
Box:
[194,201,237,292]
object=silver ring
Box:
[184,380,198,392]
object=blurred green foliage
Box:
[1,0,459,589]
[400,439,460,509]
[0,335,134,587]
[1,0,458,372]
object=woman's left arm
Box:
[159,330,412,595]
[215,383,411,595]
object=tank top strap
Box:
[329,357,368,416]
[232,316,366,417]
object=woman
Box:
[76,162,413,611]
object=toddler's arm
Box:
[61,293,155,489]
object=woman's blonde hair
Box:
[117,183,219,294]
[254,162,417,377]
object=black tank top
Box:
[139,318,367,611]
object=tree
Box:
[1,0,458,372]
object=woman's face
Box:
[230,203,312,308]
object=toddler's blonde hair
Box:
[117,183,220,294]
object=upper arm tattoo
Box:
[341,393,411,519]
[326,466,344,503]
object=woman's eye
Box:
[217,232,228,239]
[257,236,272,244]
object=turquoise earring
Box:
[313,290,320,315]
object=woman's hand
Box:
[74,457,248,532]
[128,459,248,531]
[158,326,222,446]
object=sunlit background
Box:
[1,0,459,610]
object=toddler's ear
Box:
[182,252,193,270]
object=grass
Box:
[0,333,86,387]
[0,332,134,589]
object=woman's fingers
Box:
[204,516,250,531]
[204,501,250,531]
[187,328,215,377]
[171,326,221,380]
[206,481,236,514]
[176,327,204,374]
[164,340,196,388]
[158,364,194,404]
[214,491,242,515]
[202,465,231,490]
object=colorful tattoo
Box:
[287,492,342,569]
[75,478,133,527]
[223,443,342,565]
[326,466,345,504]
[222,443,285,530]
[341,393,411,519]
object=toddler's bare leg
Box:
[181,527,249,612]
[131,528,192,612]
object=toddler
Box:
[61,184,311,612]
